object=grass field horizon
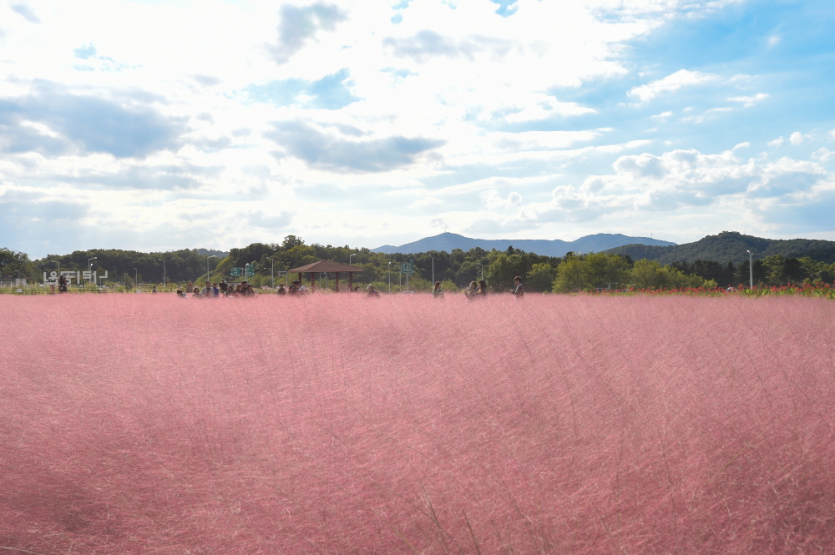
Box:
[2,294,833,553]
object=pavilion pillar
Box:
[310,272,315,290]
[349,272,353,291]
[335,272,339,292]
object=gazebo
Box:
[288,260,363,292]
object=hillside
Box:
[605,231,835,264]
[374,232,675,257]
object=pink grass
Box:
[1,293,834,553]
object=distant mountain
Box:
[604,231,835,264]
[373,232,675,257]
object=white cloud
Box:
[528,147,828,227]
[812,148,835,163]
[790,132,805,145]
[628,69,718,102]
[768,137,784,147]
[728,93,769,108]
[0,0,833,255]
[482,189,522,209]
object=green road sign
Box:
[230,267,242,277]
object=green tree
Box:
[632,259,711,290]
[0,248,37,282]
[526,262,554,292]
[486,252,521,292]
[761,255,809,285]
[552,254,585,292]
[584,252,630,290]
[552,253,630,292]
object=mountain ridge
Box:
[373,232,675,257]
[603,231,835,264]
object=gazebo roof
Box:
[288,260,363,273]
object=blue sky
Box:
[1,0,834,258]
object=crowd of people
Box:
[176,280,256,298]
[173,277,525,298]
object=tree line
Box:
[4,238,835,292]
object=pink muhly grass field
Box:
[1,293,834,554]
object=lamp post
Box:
[431,255,434,286]
[207,255,216,283]
[388,261,392,293]
[158,259,166,287]
[133,268,138,287]
[350,253,355,266]
[747,249,753,289]
[88,257,97,285]
[268,257,275,289]
[479,263,484,281]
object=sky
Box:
[1,0,835,258]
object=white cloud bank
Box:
[0,0,833,256]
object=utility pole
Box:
[158,258,166,286]
[206,255,216,283]
[747,250,753,288]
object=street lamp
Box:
[207,255,216,282]
[747,250,753,289]
[268,257,275,288]
[388,261,392,293]
[350,253,355,266]
[88,257,97,285]
[133,268,138,287]
[158,259,166,286]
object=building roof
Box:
[288,260,363,273]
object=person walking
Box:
[433,281,444,298]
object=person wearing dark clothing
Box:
[512,276,524,298]
[367,284,380,297]
[58,274,68,293]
